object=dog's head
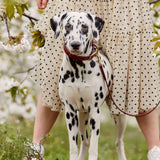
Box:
[50,12,104,55]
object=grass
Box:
[0,113,149,160]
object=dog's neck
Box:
[63,41,97,61]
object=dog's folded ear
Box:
[50,12,67,39]
[87,13,105,41]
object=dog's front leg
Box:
[78,112,89,160]
[65,108,79,160]
[88,108,101,160]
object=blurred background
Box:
[0,0,160,159]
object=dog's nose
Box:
[71,42,81,50]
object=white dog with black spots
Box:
[50,12,127,160]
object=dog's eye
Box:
[81,25,88,34]
[65,24,72,30]
[82,25,88,30]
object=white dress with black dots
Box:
[30,0,160,114]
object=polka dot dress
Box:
[30,0,160,114]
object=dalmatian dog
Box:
[50,12,127,160]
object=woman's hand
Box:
[36,0,49,9]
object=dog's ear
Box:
[87,13,105,41]
[50,12,67,39]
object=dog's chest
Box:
[59,53,112,111]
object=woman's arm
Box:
[36,0,49,9]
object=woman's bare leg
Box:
[33,94,59,145]
[136,109,160,150]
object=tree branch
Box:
[3,13,11,39]
[149,0,160,4]
[22,13,39,22]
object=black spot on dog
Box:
[88,70,92,74]
[71,71,74,77]
[72,118,75,126]
[63,72,70,80]
[97,108,100,114]
[62,79,65,83]
[88,106,91,113]
[81,135,84,141]
[69,104,75,112]
[96,129,100,136]
[81,70,84,81]
[93,31,98,38]
[75,115,78,127]
[95,102,98,107]
[66,112,70,119]
[73,136,75,141]
[71,78,75,83]
[62,101,65,106]
[69,58,85,79]
[95,92,98,97]
[100,86,102,91]
[69,123,72,131]
[97,72,100,76]
[90,118,96,130]
[96,97,99,101]
[85,120,88,125]
[80,97,84,102]
[61,13,67,21]
[90,60,96,68]
[87,13,93,22]
[70,112,74,117]
[100,92,104,99]
[84,40,90,53]
[59,76,61,82]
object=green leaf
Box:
[21,4,28,11]
[154,41,160,50]
[6,4,15,20]
[153,1,160,8]
[151,35,160,42]
[153,50,160,55]
[31,30,45,48]
[153,11,159,18]
[15,5,23,18]
[153,23,160,29]
[6,86,19,102]
[156,52,160,57]
[153,27,159,35]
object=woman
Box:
[30,0,160,159]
